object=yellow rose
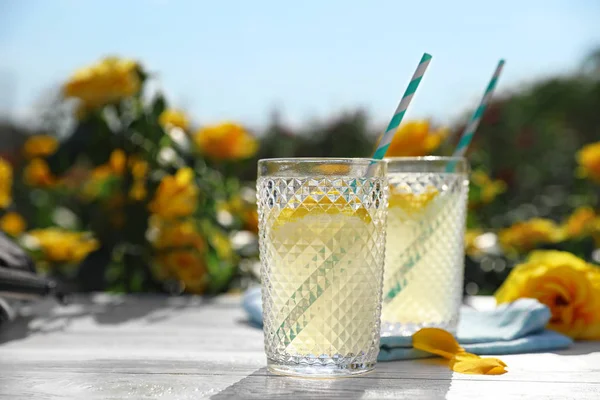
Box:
[0,212,26,237]
[159,109,189,130]
[63,57,140,109]
[383,120,447,157]
[499,218,562,255]
[495,250,600,339]
[193,122,258,161]
[156,250,207,294]
[151,219,206,252]
[24,158,56,187]
[576,141,600,183]
[0,158,12,208]
[23,135,59,159]
[27,228,99,264]
[562,207,597,239]
[148,168,199,219]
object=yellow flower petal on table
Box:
[413,328,465,359]
[450,352,507,375]
[159,109,189,130]
[23,135,58,159]
[0,212,26,236]
[193,122,258,161]
[413,328,508,375]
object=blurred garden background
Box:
[0,1,599,296]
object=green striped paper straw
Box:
[372,53,432,160]
[446,59,505,171]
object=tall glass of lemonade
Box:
[381,157,469,336]
[257,158,388,377]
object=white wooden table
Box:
[0,294,599,399]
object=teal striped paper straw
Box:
[446,59,505,171]
[372,53,432,160]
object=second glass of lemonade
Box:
[257,158,388,377]
[381,157,469,336]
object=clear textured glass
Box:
[381,157,469,337]
[257,158,388,377]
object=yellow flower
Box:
[129,181,147,201]
[28,228,99,264]
[211,230,234,261]
[156,250,207,294]
[0,158,12,208]
[128,156,149,201]
[148,168,199,219]
[0,212,26,237]
[576,141,600,183]
[470,169,506,206]
[159,109,189,130]
[412,328,507,375]
[24,158,56,187]
[495,250,600,339]
[81,150,128,200]
[193,122,258,161]
[562,207,597,239]
[151,219,206,252]
[23,135,58,159]
[109,149,126,175]
[63,57,140,109]
[383,120,447,157]
[499,218,562,255]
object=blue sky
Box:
[1,0,599,130]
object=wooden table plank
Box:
[1,294,599,399]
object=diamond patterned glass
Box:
[381,157,469,337]
[257,159,388,377]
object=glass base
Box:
[267,360,375,378]
[380,320,457,337]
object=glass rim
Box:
[258,157,387,165]
[384,156,466,163]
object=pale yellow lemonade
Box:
[381,176,467,335]
[262,186,385,365]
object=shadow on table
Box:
[552,341,600,356]
[0,294,217,345]
[211,362,453,399]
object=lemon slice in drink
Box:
[388,185,439,215]
[273,189,372,229]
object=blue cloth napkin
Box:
[242,287,573,361]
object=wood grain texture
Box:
[0,294,599,399]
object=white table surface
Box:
[0,294,598,399]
